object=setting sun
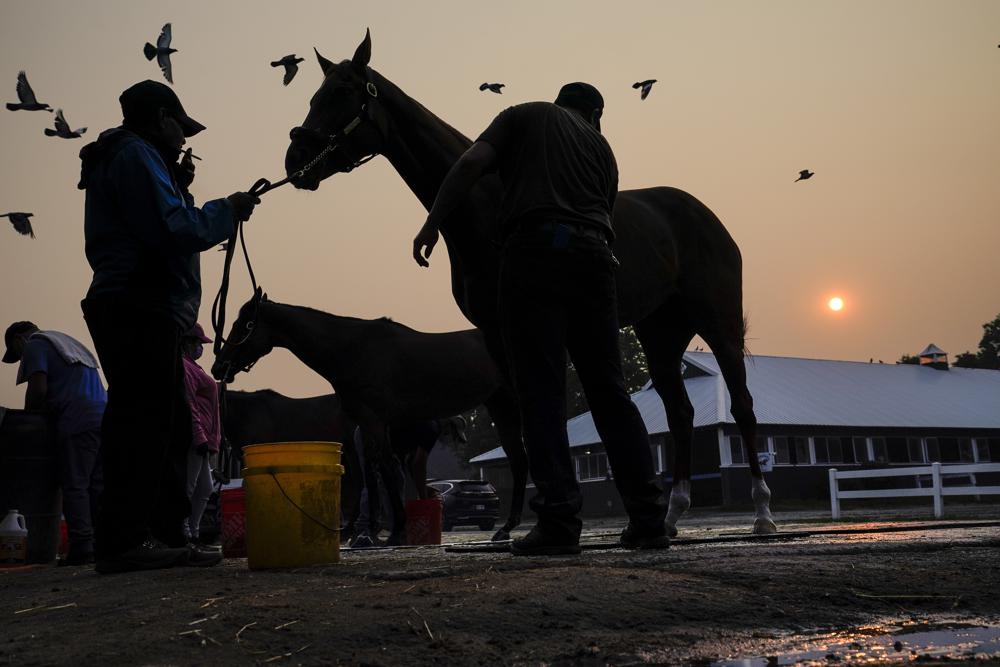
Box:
[828,297,845,312]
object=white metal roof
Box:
[470,352,1000,464]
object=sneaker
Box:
[349,532,375,549]
[619,522,670,550]
[510,524,581,556]
[182,543,223,567]
[95,539,189,574]
[59,542,96,567]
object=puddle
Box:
[713,621,1000,665]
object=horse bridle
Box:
[289,74,384,179]
[213,72,385,379]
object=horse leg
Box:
[381,454,408,546]
[700,330,776,534]
[635,309,695,538]
[484,389,526,541]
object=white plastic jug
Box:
[0,510,28,565]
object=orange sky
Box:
[1,0,999,408]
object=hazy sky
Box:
[2,1,999,408]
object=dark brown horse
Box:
[211,291,525,540]
[282,30,777,535]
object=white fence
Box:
[828,462,1000,519]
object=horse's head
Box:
[286,29,389,190]
[211,288,275,383]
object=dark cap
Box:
[119,80,206,137]
[3,321,38,364]
[554,82,605,113]
[184,323,212,344]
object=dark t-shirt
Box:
[476,101,619,240]
[19,338,107,436]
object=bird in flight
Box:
[44,109,87,139]
[144,23,177,84]
[2,212,35,238]
[632,79,657,100]
[795,169,814,182]
[479,82,505,94]
[6,71,52,112]
[271,55,305,86]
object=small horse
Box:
[211,290,524,540]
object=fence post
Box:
[829,468,840,520]
[931,462,943,518]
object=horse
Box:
[211,290,524,540]
[281,30,776,535]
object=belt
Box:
[535,221,609,244]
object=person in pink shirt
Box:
[180,323,220,545]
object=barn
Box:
[470,346,1000,515]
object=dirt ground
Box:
[2,506,999,666]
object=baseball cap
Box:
[184,323,212,344]
[3,321,38,364]
[554,82,605,113]
[119,80,206,137]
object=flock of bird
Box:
[4,23,816,239]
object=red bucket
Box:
[221,487,247,558]
[405,498,443,545]
[58,519,68,558]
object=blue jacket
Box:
[79,128,234,330]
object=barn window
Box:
[729,436,747,465]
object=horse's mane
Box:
[263,299,419,335]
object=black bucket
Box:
[0,408,61,564]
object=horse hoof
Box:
[752,517,777,535]
[491,528,511,542]
[665,523,678,538]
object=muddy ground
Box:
[2,506,999,666]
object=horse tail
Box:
[143,43,157,60]
[741,312,752,359]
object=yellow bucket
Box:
[242,442,344,570]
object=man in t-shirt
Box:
[3,321,106,565]
[412,83,668,555]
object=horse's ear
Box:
[262,292,268,302]
[352,28,371,71]
[254,286,263,301]
[314,47,334,76]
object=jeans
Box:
[82,298,193,557]
[185,449,213,540]
[499,222,666,540]
[58,428,103,552]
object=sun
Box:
[828,297,845,312]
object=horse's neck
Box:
[264,303,359,385]
[375,71,473,212]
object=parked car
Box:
[427,479,500,531]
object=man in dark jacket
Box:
[78,80,259,573]
[412,83,668,555]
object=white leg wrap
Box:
[751,477,777,534]
[664,480,692,537]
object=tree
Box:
[953,313,1000,370]
[896,312,1000,370]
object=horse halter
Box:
[289,75,383,177]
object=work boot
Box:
[510,524,581,556]
[95,539,189,574]
[619,522,670,550]
[182,543,223,567]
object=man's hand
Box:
[412,220,440,268]
[176,148,196,190]
[227,192,261,222]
